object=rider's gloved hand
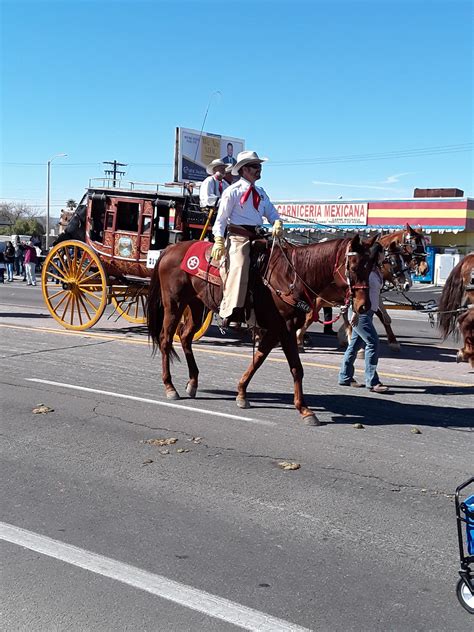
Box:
[211,236,225,260]
[272,219,283,237]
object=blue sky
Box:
[1,0,472,215]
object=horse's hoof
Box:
[389,343,401,352]
[302,414,322,426]
[166,390,180,400]
[236,397,250,409]
[456,350,467,363]
[186,383,197,398]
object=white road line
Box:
[0,522,311,632]
[26,378,276,427]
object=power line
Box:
[1,142,472,168]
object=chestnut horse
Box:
[438,253,474,366]
[147,234,380,425]
[296,225,429,351]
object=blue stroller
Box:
[455,477,474,613]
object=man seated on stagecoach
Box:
[210,150,283,328]
[199,159,229,209]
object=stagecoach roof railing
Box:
[87,177,192,196]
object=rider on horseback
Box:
[210,150,283,328]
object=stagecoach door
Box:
[150,198,172,250]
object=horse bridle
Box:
[402,232,428,261]
[382,249,411,286]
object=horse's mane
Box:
[438,256,469,339]
[291,238,349,288]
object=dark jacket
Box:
[4,244,15,262]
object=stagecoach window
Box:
[116,202,139,232]
[142,216,151,233]
[106,212,114,229]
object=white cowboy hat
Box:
[206,159,227,175]
[225,163,234,173]
[231,150,268,176]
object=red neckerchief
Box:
[240,184,261,210]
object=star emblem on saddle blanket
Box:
[186,255,199,270]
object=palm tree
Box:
[66,199,77,211]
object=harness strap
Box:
[262,277,312,313]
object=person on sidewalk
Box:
[338,247,390,393]
[0,250,5,283]
[4,241,15,282]
[23,240,38,286]
[14,238,24,277]
[210,150,283,328]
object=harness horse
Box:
[295,224,429,351]
[146,234,381,425]
[438,253,474,366]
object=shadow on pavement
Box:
[199,388,474,429]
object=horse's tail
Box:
[146,254,179,362]
[146,256,165,355]
[438,259,465,339]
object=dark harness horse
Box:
[296,224,429,351]
[146,234,381,425]
[438,253,474,366]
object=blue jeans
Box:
[6,262,14,281]
[338,310,381,388]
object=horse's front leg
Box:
[236,329,279,409]
[279,327,321,426]
[377,303,400,351]
[338,312,350,348]
[296,310,313,353]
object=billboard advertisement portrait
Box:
[174,127,245,183]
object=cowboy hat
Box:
[231,150,268,176]
[206,159,227,175]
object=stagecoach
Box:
[41,178,214,338]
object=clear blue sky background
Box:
[1,0,472,214]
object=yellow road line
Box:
[0,322,472,388]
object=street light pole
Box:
[46,153,67,250]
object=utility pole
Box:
[103,160,127,187]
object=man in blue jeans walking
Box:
[338,251,390,393]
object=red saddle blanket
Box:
[180,241,222,286]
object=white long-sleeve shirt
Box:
[199,176,228,207]
[212,177,280,238]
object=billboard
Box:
[275,202,368,226]
[174,127,245,183]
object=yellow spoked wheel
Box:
[42,240,107,330]
[111,286,148,324]
[173,306,214,343]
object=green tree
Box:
[11,218,45,236]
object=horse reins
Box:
[262,238,367,315]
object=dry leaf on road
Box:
[32,405,54,414]
[278,461,301,471]
[144,438,178,446]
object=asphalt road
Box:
[1,280,473,631]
